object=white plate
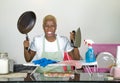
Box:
[96,52,115,68]
[23,63,39,66]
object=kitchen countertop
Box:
[0,64,119,82]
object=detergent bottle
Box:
[84,39,96,63]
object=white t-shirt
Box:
[30,34,73,60]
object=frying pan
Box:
[17,11,36,40]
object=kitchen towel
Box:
[116,46,120,67]
[63,52,74,71]
[58,60,82,69]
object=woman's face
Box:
[43,20,56,38]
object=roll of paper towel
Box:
[110,67,120,79]
[114,67,120,79]
[116,46,120,67]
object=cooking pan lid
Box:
[17,11,36,34]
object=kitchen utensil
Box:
[74,27,81,47]
[17,11,36,40]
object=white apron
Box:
[35,37,64,73]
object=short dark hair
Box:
[43,15,57,27]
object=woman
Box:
[23,15,81,72]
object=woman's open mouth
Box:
[46,32,55,36]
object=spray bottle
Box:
[84,39,96,63]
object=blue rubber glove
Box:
[32,58,47,64]
[32,58,58,67]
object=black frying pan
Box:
[17,11,36,40]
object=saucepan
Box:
[17,11,36,40]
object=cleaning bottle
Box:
[84,39,96,63]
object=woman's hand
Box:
[23,40,29,48]
[70,30,76,43]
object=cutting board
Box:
[0,73,27,78]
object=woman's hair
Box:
[43,15,57,27]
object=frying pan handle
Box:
[26,34,29,41]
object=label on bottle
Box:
[85,47,96,63]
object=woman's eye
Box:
[45,25,55,27]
